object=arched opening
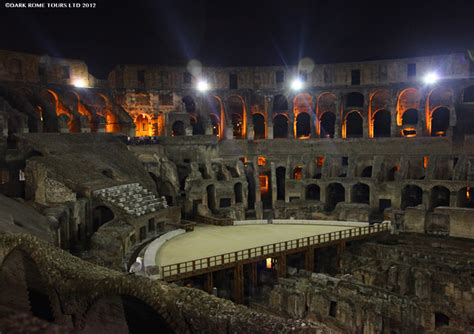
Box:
[245,165,256,210]
[182,96,196,113]
[276,166,286,201]
[320,112,335,138]
[431,107,449,137]
[207,184,216,211]
[401,185,423,210]
[253,113,266,139]
[401,108,418,137]
[305,184,320,201]
[172,121,185,136]
[351,183,370,204]
[345,111,363,138]
[373,110,391,137]
[345,92,364,108]
[234,182,243,203]
[430,186,450,210]
[135,114,152,137]
[397,88,421,128]
[434,312,450,329]
[296,112,311,138]
[293,166,303,180]
[326,183,345,211]
[228,96,245,138]
[457,187,474,208]
[209,114,220,136]
[0,249,55,322]
[92,206,114,232]
[273,114,288,138]
[361,166,373,178]
[463,85,474,103]
[190,116,205,135]
[273,94,288,111]
[82,295,173,333]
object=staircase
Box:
[93,183,167,217]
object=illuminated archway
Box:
[430,107,449,137]
[397,88,421,128]
[227,95,246,138]
[344,111,363,138]
[210,113,220,136]
[134,114,153,136]
[457,187,474,208]
[273,114,288,138]
[319,112,335,138]
[295,112,311,138]
[373,109,391,137]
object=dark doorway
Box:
[296,112,311,138]
[276,166,286,201]
[401,185,423,210]
[320,112,335,138]
[346,112,363,138]
[373,110,391,137]
[92,206,114,232]
[326,183,345,211]
[305,184,320,200]
[253,113,265,139]
[273,114,288,138]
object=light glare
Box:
[197,80,209,92]
[423,72,439,85]
[73,78,87,88]
[291,77,304,91]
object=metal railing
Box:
[160,222,390,280]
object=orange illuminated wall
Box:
[316,156,325,167]
[293,167,303,180]
[258,156,267,166]
[134,114,153,136]
[423,156,429,169]
[259,175,269,193]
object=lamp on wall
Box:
[196,79,209,92]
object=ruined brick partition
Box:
[0,232,324,333]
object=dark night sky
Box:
[0,0,473,78]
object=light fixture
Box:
[196,79,209,92]
[291,77,304,91]
[423,72,439,85]
[72,78,87,88]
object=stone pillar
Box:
[345,185,351,204]
[288,100,294,138]
[271,162,277,209]
[277,254,287,278]
[363,91,369,138]
[334,100,342,139]
[250,262,258,296]
[266,96,274,139]
[204,272,213,294]
[310,97,317,138]
[449,191,457,207]
[422,190,430,210]
[223,100,234,140]
[246,99,253,140]
[419,96,427,137]
[390,97,398,137]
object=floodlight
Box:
[291,77,304,91]
[196,80,209,92]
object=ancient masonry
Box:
[0,48,473,332]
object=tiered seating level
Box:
[93,183,167,217]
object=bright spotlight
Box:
[196,80,209,92]
[72,78,87,88]
[291,77,304,91]
[423,72,439,85]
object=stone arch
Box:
[345,92,364,108]
[369,90,391,137]
[252,112,266,139]
[227,95,246,138]
[45,89,78,132]
[326,183,345,211]
[360,166,373,178]
[273,94,288,111]
[463,85,474,103]
[457,187,474,208]
[205,95,224,138]
[171,120,185,136]
[351,183,370,204]
[372,109,391,137]
[0,248,56,322]
[295,112,311,138]
[397,88,421,127]
[401,108,418,137]
[305,184,320,200]
[344,111,363,138]
[134,114,153,136]
[401,185,423,210]
[273,113,289,138]
[430,107,449,136]
[294,93,312,114]
[319,112,335,138]
[82,294,174,334]
[386,166,399,182]
[430,185,450,210]
[426,87,454,135]
[92,205,114,233]
[97,93,121,133]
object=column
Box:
[266,96,274,139]
[449,191,457,207]
[250,262,258,296]
[390,95,398,137]
[310,96,317,138]
[204,272,213,294]
[277,253,287,278]
[334,100,342,139]
[246,99,254,140]
[288,99,294,138]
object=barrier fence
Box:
[160,222,390,280]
